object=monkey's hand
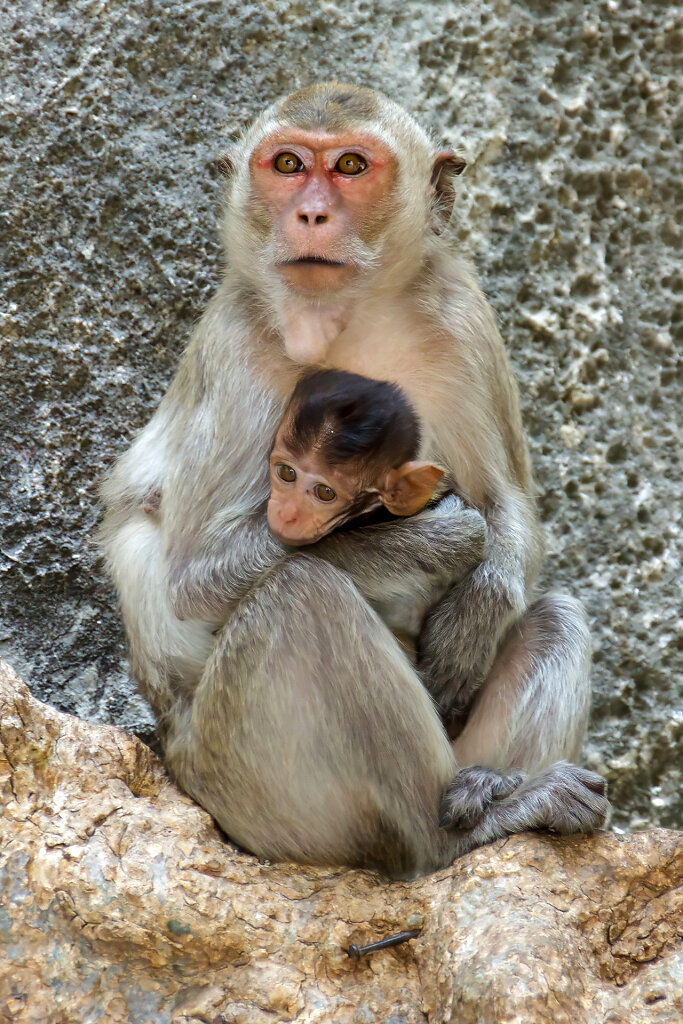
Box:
[417,561,524,715]
[169,514,287,620]
[311,493,487,605]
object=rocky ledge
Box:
[0,659,680,1024]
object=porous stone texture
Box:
[0,2,680,827]
[0,660,681,1024]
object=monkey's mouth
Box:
[280,257,347,267]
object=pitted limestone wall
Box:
[1,0,680,829]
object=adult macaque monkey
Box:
[101,83,608,878]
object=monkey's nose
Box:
[278,504,300,526]
[298,212,329,225]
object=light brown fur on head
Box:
[275,83,391,133]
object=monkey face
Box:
[267,436,363,545]
[220,85,466,309]
[249,130,398,296]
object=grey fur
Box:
[100,84,609,878]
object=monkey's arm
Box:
[311,493,487,603]
[167,513,287,621]
[418,492,539,716]
[406,265,545,717]
[169,495,484,622]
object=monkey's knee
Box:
[278,552,353,587]
[526,593,591,657]
[519,592,592,708]
[277,553,385,621]
[452,591,594,772]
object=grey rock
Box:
[1,1,680,829]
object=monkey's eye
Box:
[276,464,297,482]
[274,152,304,174]
[335,153,367,176]
[313,484,337,502]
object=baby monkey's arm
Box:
[311,493,487,604]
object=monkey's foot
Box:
[442,762,610,852]
[510,762,610,835]
[439,765,524,829]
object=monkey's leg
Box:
[438,594,610,844]
[164,554,458,879]
[452,594,592,770]
[417,498,538,716]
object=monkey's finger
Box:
[490,772,525,800]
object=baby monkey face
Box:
[267,430,368,545]
[267,420,445,546]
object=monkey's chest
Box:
[369,590,437,667]
[327,310,429,389]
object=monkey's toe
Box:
[578,769,607,796]
[439,765,525,830]
[542,764,610,834]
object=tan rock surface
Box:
[0,659,680,1024]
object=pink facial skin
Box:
[249,130,397,295]
[267,440,362,546]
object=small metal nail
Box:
[346,928,420,961]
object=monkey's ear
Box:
[214,145,238,178]
[431,149,466,230]
[380,462,445,516]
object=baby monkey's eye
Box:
[276,464,297,481]
[335,153,367,176]
[274,152,304,174]
[313,484,337,502]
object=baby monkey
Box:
[267,370,445,546]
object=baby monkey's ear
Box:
[380,462,445,516]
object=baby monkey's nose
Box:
[278,502,301,525]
